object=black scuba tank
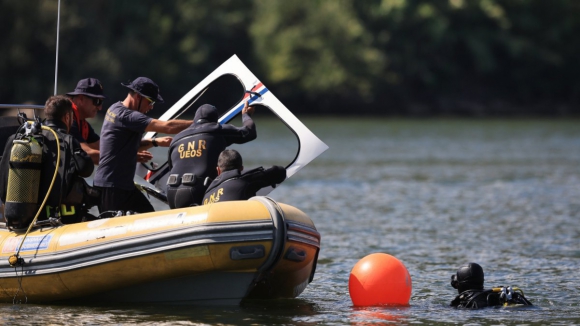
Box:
[4,124,44,229]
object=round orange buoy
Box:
[348,253,412,306]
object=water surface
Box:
[2,118,579,325]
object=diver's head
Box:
[451,262,484,294]
[194,104,218,124]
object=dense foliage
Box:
[1,0,578,116]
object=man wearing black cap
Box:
[66,78,106,164]
[450,262,532,308]
[166,100,256,208]
[93,77,192,214]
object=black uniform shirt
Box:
[202,166,286,205]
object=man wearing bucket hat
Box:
[66,78,106,164]
[93,77,192,214]
[67,78,153,165]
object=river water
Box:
[1,118,579,325]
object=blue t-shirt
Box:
[93,102,152,190]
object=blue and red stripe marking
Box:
[219,82,269,124]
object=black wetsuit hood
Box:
[194,104,218,124]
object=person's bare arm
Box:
[137,151,153,163]
[139,136,173,150]
[145,119,191,134]
[80,141,100,165]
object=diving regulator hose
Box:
[8,125,61,267]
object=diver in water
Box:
[450,262,533,309]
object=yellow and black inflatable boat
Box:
[0,197,320,305]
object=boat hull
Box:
[0,197,320,304]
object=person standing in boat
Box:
[93,77,191,214]
[450,262,533,308]
[166,101,257,208]
[66,78,106,164]
[0,95,94,225]
[67,78,153,165]
[202,149,286,205]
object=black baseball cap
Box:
[121,77,164,103]
[66,78,106,98]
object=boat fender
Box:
[4,123,44,229]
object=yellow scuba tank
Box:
[4,123,44,229]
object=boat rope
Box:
[12,264,27,304]
[8,126,61,267]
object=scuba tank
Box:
[4,120,44,229]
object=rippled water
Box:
[2,118,579,325]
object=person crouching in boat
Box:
[0,95,95,227]
[202,149,286,205]
[166,101,257,208]
[450,262,533,308]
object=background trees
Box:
[1,0,578,116]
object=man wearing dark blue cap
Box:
[93,77,192,214]
[166,100,256,208]
[67,78,153,166]
[66,78,106,164]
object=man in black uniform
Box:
[0,95,94,226]
[167,101,257,208]
[202,149,286,205]
[450,262,533,308]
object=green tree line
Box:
[1,0,579,116]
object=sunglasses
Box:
[144,96,155,107]
[90,97,103,106]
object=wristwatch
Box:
[151,136,158,147]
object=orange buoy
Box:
[348,253,412,306]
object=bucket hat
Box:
[66,78,106,98]
[121,77,164,103]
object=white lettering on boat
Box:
[2,235,53,253]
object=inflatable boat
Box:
[0,197,320,304]
[0,56,328,304]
